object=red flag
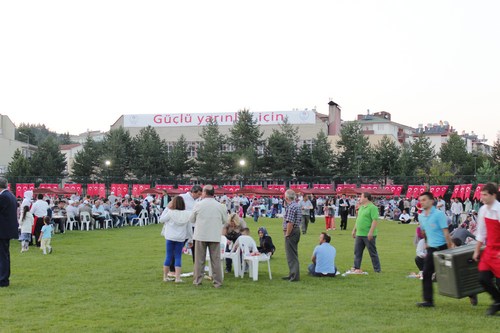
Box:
[463,184,472,200]
[16,183,35,198]
[132,184,150,196]
[64,183,82,195]
[451,185,461,199]
[473,184,484,200]
[406,186,414,199]
[459,185,466,201]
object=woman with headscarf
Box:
[257,227,275,257]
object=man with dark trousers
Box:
[0,177,20,287]
[338,194,350,230]
[282,189,302,282]
[417,192,453,308]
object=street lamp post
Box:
[105,160,111,195]
[18,131,30,158]
[239,159,246,187]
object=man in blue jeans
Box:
[308,232,337,277]
[417,191,454,308]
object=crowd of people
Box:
[1,177,499,316]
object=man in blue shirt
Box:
[417,192,453,308]
[308,232,337,277]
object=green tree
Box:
[311,130,335,177]
[296,143,314,177]
[29,136,67,180]
[335,122,372,177]
[131,126,168,181]
[477,159,498,183]
[195,119,227,180]
[418,160,455,185]
[59,132,73,145]
[373,135,401,183]
[439,133,468,173]
[71,136,102,183]
[392,143,415,184]
[411,134,435,174]
[263,118,299,178]
[15,126,37,145]
[170,135,192,178]
[101,128,133,182]
[492,137,500,168]
[6,149,32,182]
[229,109,263,176]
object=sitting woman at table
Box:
[160,196,192,283]
[222,213,247,273]
[127,200,143,225]
[257,226,275,257]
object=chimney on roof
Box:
[328,100,341,136]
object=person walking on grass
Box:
[473,183,500,316]
[19,205,34,252]
[160,196,193,283]
[417,192,453,308]
[39,216,53,255]
[300,195,313,234]
[338,194,350,230]
[0,177,19,287]
[191,185,227,288]
[351,192,381,273]
[282,189,302,282]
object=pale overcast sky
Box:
[1,0,499,143]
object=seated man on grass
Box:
[308,232,337,277]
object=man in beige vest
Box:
[191,185,228,288]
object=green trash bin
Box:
[433,244,484,298]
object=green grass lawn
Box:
[0,216,497,333]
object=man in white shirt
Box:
[190,185,227,288]
[399,209,412,224]
[451,198,463,227]
[180,186,202,212]
[436,197,446,213]
[30,194,49,247]
[473,183,500,316]
[177,186,203,267]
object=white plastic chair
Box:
[80,212,92,231]
[206,236,228,280]
[223,240,242,278]
[103,212,113,229]
[131,210,148,226]
[65,215,79,231]
[238,236,272,281]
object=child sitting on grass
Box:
[38,216,53,255]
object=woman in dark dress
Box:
[257,227,275,257]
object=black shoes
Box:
[281,276,290,280]
[469,295,478,306]
[486,303,500,316]
[416,302,435,308]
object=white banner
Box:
[123,110,316,127]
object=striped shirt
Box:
[283,201,302,230]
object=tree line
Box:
[6,110,500,185]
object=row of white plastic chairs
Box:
[206,235,272,282]
[65,209,160,231]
